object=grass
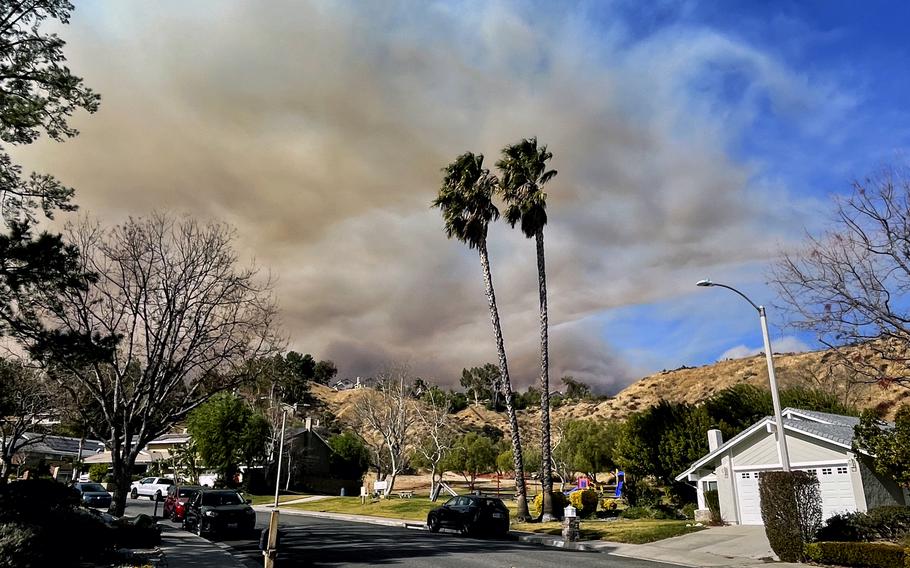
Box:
[511,518,705,544]
[286,496,702,544]
[245,493,310,506]
[287,496,441,521]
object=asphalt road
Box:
[124,499,677,568]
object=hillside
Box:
[308,345,910,437]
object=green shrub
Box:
[601,497,621,510]
[569,489,599,519]
[681,502,698,520]
[704,489,722,524]
[866,506,910,541]
[620,506,653,519]
[818,506,910,543]
[619,504,681,520]
[531,492,569,519]
[804,541,906,568]
[758,471,822,562]
[0,522,39,568]
[88,463,108,483]
[818,511,880,542]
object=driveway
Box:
[604,525,783,567]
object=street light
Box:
[696,279,791,472]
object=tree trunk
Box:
[536,229,555,521]
[429,465,437,499]
[0,454,11,483]
[478,241,529,520]
[73,435,85,481]
[109,445,131,516]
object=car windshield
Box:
[178,488,198,498]
[201,492,244,506]
[480,498,507,510]
[80,484,106,493]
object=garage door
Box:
[735,471,763,524]
[736,466,856,526]
[808,466,856,519]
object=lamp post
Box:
[696,279,791,472]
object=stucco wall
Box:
[858,456,907,509]
[714,454,738,523]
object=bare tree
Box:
[0,359,53,481]
[19,213,280,514]
[350,366,415,496]
[413,388,454,499]
[773,169,910,388]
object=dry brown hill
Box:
[308,346,910,436]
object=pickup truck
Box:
[130,476,176,501]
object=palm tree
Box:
[497,137,558,521]
[432,152,531,521]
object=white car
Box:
[130,476,176,501]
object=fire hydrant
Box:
[562,505,579,542]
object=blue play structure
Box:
[614,471,625,498]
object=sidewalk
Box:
[159,525,246,568]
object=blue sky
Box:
[21,1,910,391]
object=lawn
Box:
[245,493,310,505]
[286,496,440,521]
[511,518,705,544]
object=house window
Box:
[837,467,848,475]
[804,469,817,476]
[702,481,717,493]
[741,472,750,479]
[822,468,833,475]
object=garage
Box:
[677,408,908,525]
[734,465,856,525]
[735,471,762,524]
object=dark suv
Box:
[182,489,256,538]
[427,495,510,537]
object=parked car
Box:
[129,476,175,501]
[73,482,112,509]
[163,484,202,522]
[426,495,510,537]
[182,489,256,538]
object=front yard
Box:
[285,495,704,544]
[512,518,705,544]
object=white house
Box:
[676,408,908,525]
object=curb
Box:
[512,531,599,552]
[252,505,427,530]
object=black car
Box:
[73,482,113,509]
[182,489,256,538]
[427,495,510,537]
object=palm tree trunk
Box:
[536,229,555,521]
[478,240,530,520]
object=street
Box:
[124,499,680,568]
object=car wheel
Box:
[459,522,471,537]
[170,509,178,522]
[427,514,440,533]
[130,488,138,499]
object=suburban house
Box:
[676,408,909,525]
[273,417,359,496]
[12,433,104,480]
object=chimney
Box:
[305,417,313,432]
[708,429,723,452]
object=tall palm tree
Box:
[497,137,558,521]
[432,152,531,521]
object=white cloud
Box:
[719,336,812,361]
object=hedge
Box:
[804,542,907,568]
[759,470,822,562]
